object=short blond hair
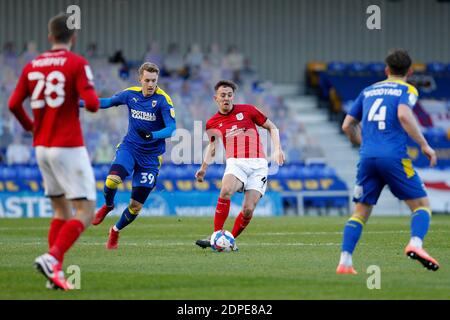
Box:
[139,62,160,77]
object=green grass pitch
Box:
[0,215,449,299]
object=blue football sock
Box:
[341,217,364,254]
[104,185,117,207]
[411,207,431,240]
[115,207,138,231]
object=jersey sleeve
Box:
[152,97,176,139]
[399,85,419,109]
[75,58,99,112]
[205,119,217,143]
[250,105,268,126]
[348,91,364,121]
[110,90,130,106]
[8,66,34,131]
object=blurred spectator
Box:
[287,135,303,163]
[94,134,115,164]
[185,43,204,73]
[86,42,99,58]
[6,134,31,165]
[143,41,164,67]
[206,43,224,69]
[162,71,185,94]
[238,57,258,87]
[301,136,325,160]
[84,123,101,158]
[0,49,322,166]
[224,45,244,81]
[0,124,14,148]
[2,41,19,70]
[163,43,186,77]
[272,96,289,122]
[109,50,129,79]
[20,41,39,65]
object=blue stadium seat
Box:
[426,62,446,74]
[327,61,347,72]
[347,62,367,73]
[367,62,385,73]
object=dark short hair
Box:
[139,62,160,77]
[385,49,412,77]
[214,80,238,92]
[48,13,75,44]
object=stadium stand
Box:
[308,60,450,213]
[0,43,350,216]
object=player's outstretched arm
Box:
[342,114,362,147]
[79,97,122,109]
[398,104,437,167]
[261,119,285,165]
[196,141,216,182]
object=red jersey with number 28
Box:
[206,104,268,159]
[8,49,99,147]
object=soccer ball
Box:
[210,230,235,252]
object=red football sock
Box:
[49,219,85,262]
[232,212,252,238]
[48,218,67,249]
[214,197,231,231]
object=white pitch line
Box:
[1,227,448,236]
[12,241,342,247]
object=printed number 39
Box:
[368,98,386,130]
[140,172,155,185]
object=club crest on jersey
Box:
[236,113,244,121]
[354,185,363,199]
[152,100,157,108]
[408,93,417,106]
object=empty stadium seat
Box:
[367,62,385,73]
[427,62,446,73]
[327,61,347,72]
[347,62,367,72]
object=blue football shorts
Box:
[353,157,427,205]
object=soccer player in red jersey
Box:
[195,80,285,250]
[8,13,100,290]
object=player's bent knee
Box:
[242,206,254,217]
[220,187,234,199]
[105,175,122,189]
[405,197,430,212]
[128,203,142,215]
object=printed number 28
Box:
[368,98,386,130]
[140,172,155,185]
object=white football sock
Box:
[339,251,353,266]
[409,236,423,249]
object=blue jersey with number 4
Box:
[348,79,419,159]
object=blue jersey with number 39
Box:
[348,79,419,159]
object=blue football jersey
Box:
[110,86,176,158]
[348,79,419,158]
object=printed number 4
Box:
[368,98,386,130]
[140,172,155,185]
